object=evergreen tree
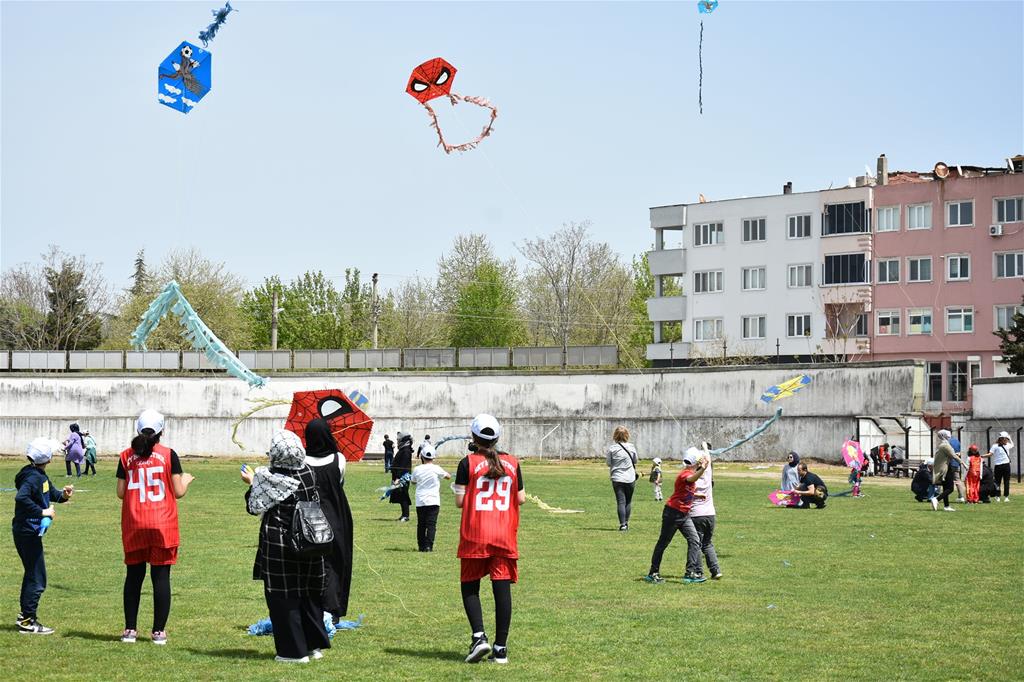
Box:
[130,250,149,296]
[43,257,102,349]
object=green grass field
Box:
[0,457,1021,681]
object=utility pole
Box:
[270,290,284,351]
[776,338,780,364]
[371,273,380,350]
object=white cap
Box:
[652,457,662,465]
[136,409,165,435]
[925,457,934,466]
[420,444,436,460]
[470,414,501,442]
[26,437,54,464]
[682,447,701,465]
[998,431,1011,440]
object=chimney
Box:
[877,154,888,186]
[783,181,792,195]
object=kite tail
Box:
[698,21,704,115]
[709,407,783,457]
[433,434,470,448]
[198,2,236,47]
[422,94,498,154]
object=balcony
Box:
[646,295,687,322]
[647,248,686,277]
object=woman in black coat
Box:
[389,432,413,521]
[242,429,330,663]
[303,418,354,624]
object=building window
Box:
[946,254,970,281]
[946,307,974,334]
[742,218,766,242]
[995,304,1024,330]
[927,361,942,402]
[694,270,724,293]
[822,202,868,236]
[876,206,900,232]
[742,315,766,340]
[996,196,1023,223]
[908,257,932,282]
[694,222,724,247]
[877,259,899,284]
[823,253,868,285]
[908,203,931,230]
[741,266,766,291]
[946,200,974,227]
[694,318,723,341]
[787,264,813,288]
[825,304,866,339]
[854,313,868,337]
[947,361,968,402]
[995,251,1024,278]
[877,310,901,336]
[908,308,932,335]
[786,314,812,338]
[788,214,811,239]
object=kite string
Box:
[354,540,441,625]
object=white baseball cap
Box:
[682,447,701,465]
[470,414,501,442]
[136,409,165,435]
[998,431,1011,440]
[420,444,436,460]
[652,457,662,465]
[26,437,54,464]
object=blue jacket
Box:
[12,465,66,536]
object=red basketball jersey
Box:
[120,444,180,551]
[457,453,521,559]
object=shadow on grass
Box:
[62,629,116,642]
[183,646,265,660]
[383,547,418,553]
[580,527,621,532]
[382,646,463,662]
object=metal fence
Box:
[0,345,620,372]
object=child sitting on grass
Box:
[13,437,74,635]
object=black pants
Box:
[994,463,1011,497]
[799,492,827,508]
[416,505,440,551]
[124,563,172,631]
[65,460,81,477]
[384,452,393,472]
[938,469,955,508]
[14,534,46,619]
[612,480,636,526]
[461,579,513,648]
[649,506,701,576]
[265,591,331,659]
[83,460,96,475]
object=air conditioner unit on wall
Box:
[989,224,1003,236]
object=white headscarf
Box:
[247,430,305,515]
[937,429,952,442]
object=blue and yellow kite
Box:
[760,374,812,403]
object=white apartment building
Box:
[647,183,873,364]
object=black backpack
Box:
[288,491,334,558]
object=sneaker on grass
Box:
[489,645,509,664]
[120,628,137,643]
[465,634,491,663]
[151,630,167,645]
[683,573,707,584]
[18,618,54,635]
[275,656,310,663]
[643,572,665,584]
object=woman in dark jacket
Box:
[303,418,354,625]
[242,429,330,664]
[389,432,413,521]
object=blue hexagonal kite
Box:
[157,3,235,115]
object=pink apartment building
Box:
[871,156,1024,414]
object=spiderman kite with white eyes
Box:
[406,58,498,154]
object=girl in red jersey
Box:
[453,414,525,665]
[116,409,194,645]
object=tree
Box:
[449,261,526,347]
[994,294,1024,375]
[104,248,251,351]
[0,246,109,350]
[339,268,373,348]
[377,277,446,348]
[130,250,149,297]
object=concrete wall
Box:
[963,377,1024,474]
[0,362,922,462]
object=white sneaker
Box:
[929,497,938,511]
[310,649,324,660]
[275,656,310,663]
[943,507,956,512]
[957,498,966,503]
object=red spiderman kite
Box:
[406,57,497,154]
[284,390,372,462]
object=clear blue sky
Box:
[2,1,1021,293]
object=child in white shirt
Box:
[410,445,451,552]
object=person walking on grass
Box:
[985,433,1013,502]
[454,414,525,665]
[64,423,85,478]
[242,430,331,664]
[12,438,74,635]
[117,410,194,645]
[689,444,721,580]
[411,443,451,552]
[930,430,964,512]
[649,458,664,501]
[82,431,97,476]
[390,432,414,522]
[644,447,709,585]
[383,434,394,473]
[606,426,639,531]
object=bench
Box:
[890,458,924,479]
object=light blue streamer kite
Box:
[710,407,783,457]
[377,472,411,500]
[131,280,267,387]
[433,434,470,449]
[248,613,363,638]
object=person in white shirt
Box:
[410,444,450,552]
[986,432,1014,502]
[689,442,721,580]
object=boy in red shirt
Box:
[453,414,525,665]
[644,447,709,584]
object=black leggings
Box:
[65,461,81,477]
[461,579,512,647]
[123,563,171,631]
[994,463,1011,497]
[939,469,955,508]
[612,481,636,526]
[83,460,96,475]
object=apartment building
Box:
[645,154,1024,413]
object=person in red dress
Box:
[453,414,525,665]
[116,409,194,645]
[964,444,982,503]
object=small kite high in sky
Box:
[760,374,812,403]
[697,0,718,115]
[406,57,498,153]
[157,3,236,114]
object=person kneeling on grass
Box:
[13,438,74,635]
[644,447,709,585]
[912,459,933,502]
[792,462,828,509]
